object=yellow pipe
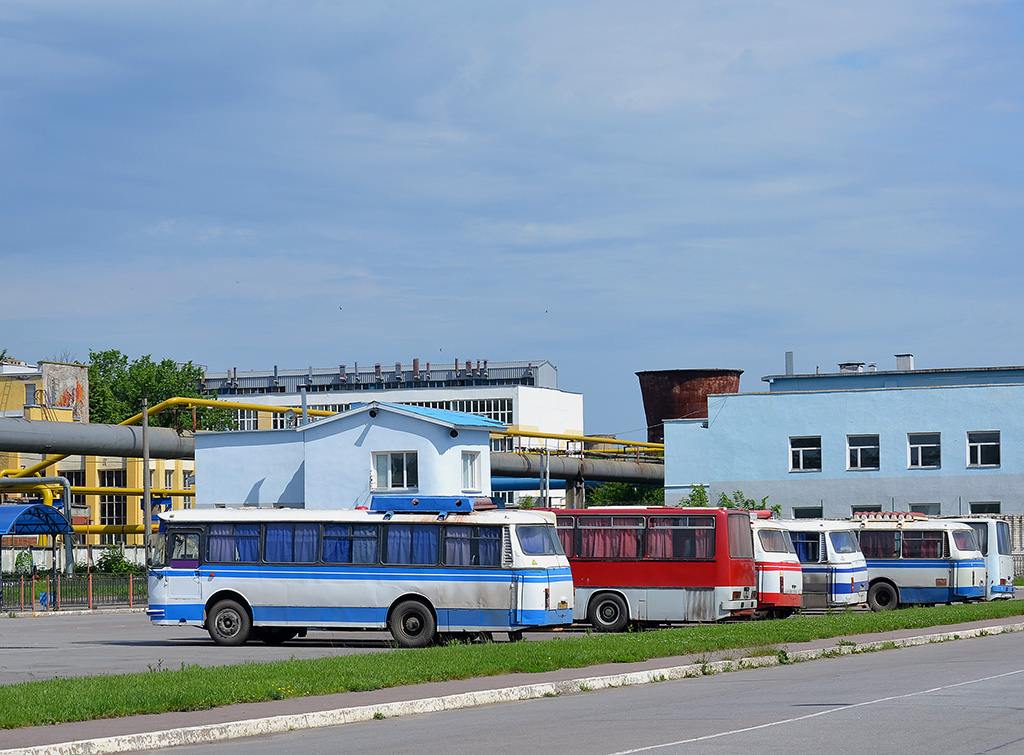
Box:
[494,428,664,452]
[73,523,152,535]
[69,487,193,497]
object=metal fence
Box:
[0,573,147,613]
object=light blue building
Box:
[195,401,505,509]
[665,356,1024,518]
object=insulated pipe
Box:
[490,452,664,485]
[0,417,195,459]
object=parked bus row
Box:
[146,502,1014,647]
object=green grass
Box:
[3,600,1024,729]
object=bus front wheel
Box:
[868,582,899,612]
[208,599,252,646]
[389,600,437,648]
[588,593,629,632]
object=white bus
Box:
[853,513,985,611]
[946,517,1015,600]
[778,519,868,610]
[147,496,573,647]
[750,515,802,619]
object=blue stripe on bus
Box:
[865,559,984,569]
[172,567,573,584]
[148,603,572,630]
[897,586,985,603]
[992,584,1015,595]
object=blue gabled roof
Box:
[377,402,506,429]
[0,504,73,536]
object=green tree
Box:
[88,349,232,430]
[682,484,710,507]
[585,482,664,507]
[716,489,781,516]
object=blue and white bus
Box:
[853,513,985,611]
[946,517,1015,601]
[147,496,573,647]
[778,519,868,610]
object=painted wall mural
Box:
[41,362,89,422]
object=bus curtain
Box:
[209,524,260,562]
[386,524,439,565]
[323,524,378,563]
[265,523,319,563]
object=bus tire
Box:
[389,599,437,648]
[588,593,629,632]
[207,599,252,646]
[868,582,899,611]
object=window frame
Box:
[967,431,1000,468]
[847,434,880,471]
[908,432,941,469]
[372,451,419,491]
[789,436,822,472]
[461,451,481,492]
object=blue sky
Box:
[3,1,1023,440]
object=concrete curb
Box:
[8,620,1024,755]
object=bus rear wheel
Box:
[389,600,437,648]
[207,599,252,646]
[588,593,629,632]
[868,582,899,611]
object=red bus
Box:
[551,507,758,631]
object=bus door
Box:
[948,531,979,598]
[166,530,203,603]
[511,573,524,625]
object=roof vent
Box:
[838,362,865,373]
[895,354,915,371]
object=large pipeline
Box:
[490,453,664,484]
[0,417,664,484]
[0,417,195,460]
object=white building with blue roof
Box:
[195,401,505,509]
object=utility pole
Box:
[142,393,152,565]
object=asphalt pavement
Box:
[3,613,1023,755]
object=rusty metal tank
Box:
[636,369,743,443]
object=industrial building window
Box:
[99,469,127,545]
[64,469,86,506]
[967,431,1000,467]
[235,409,258,431]
[373,452,418,490]
[908,433,941,469]
[848,435,880,470]
[910,503,941,516]
[789,437,822,472]
[970,502,1001,514]
[851,504,882,516]
[792,506,823,519]
[462,451,481,492]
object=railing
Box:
[0,573,147,612]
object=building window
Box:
[852,504,882,515]
[908,433,941,469]
[272,412,287,430]
[790,437,821,472]
[462,451,481,492]
[235,410,258,431]
[792,506,823,519]
[99,469,127,545]
[373,452,418,490]
[910,503,941,516]
[64,469,86,506]
[848,435,880,470]
[967,431,1000,468]
[970,501,1001,514]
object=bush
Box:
[96,546,139,573]
[13,551,33,575]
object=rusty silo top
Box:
[636,369,743,443]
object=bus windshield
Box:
[517,524,564,556]
[757,529,794,554]
[829,531,859,554]
[952,530,978,553]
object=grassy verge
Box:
[4,600,1024,729]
